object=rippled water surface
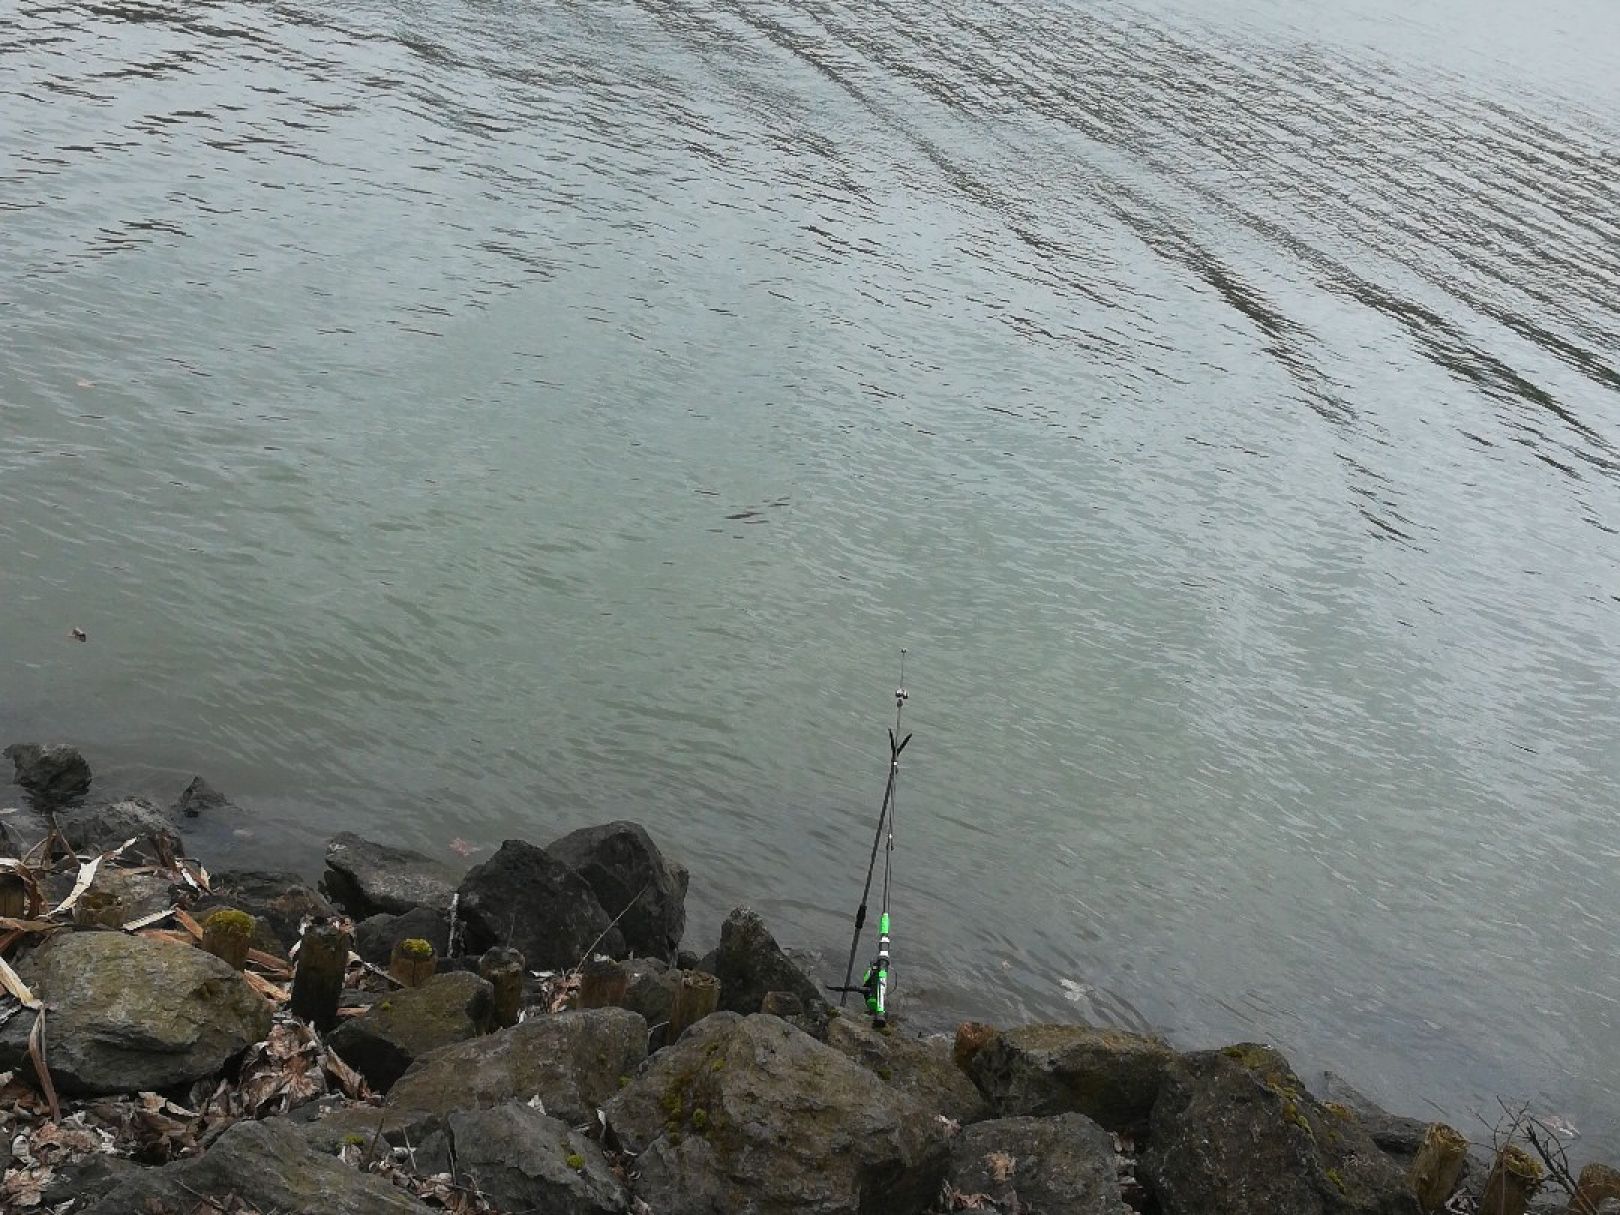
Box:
[5,0,1619,1153]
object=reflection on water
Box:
[3,0,1619,1156]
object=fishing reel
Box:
[830,915,892,1027]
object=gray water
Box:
[4,0,1619,1157]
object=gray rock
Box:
[967,1022,1175,1133]
[4,742,92,803]
[547,820,687,960]
[713,906,827,1016]
[38,1154,141,1209]
[1597,1200,1620,1215]
[322,831,459,917]
[827,1015,990,1122]
[355,905,452,964]
[82,865,184,921]
[329,970,493,1093]
[58,796,181,858]
[1315,1069,1431,1164]
[1142,1044,1417,1215]
[191,868,335,957]
[82,1116,427,1214]
[0,931,270,1095]
[605,1012,949,1215]
[456,838,623,970]
[945,1113,1130,1214]
[417,1101,627,1214]
[0,815,25,857]
[298,1101,444,1157]
[387,1007,647,1125]
[173,774,236,817]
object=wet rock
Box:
[38,1154,141,1210]
[329,970,493,1093]
[456,839,623,969]
[58,796,181,859]
[605,1012,949,1215]
[387,1007,646,1125]
[82,1116,426,1214]
[191,869,335,957]
[0,931,270,1095]
[1142,1044,1416,1215]
[354,904,452,964]
[548,820,687,960]
[967,1022,1175,1133]
[713,906,827,1016]
[173,774,236,817]
[4,742,92,804]
[827,1015,990,1122]
[1315,1070,1431,1164]
[322,831,458,918]
[944,1113,1130,1215]
[0,815,24,857]
[417,1101,628,1215]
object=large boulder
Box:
[826,1015,989,1122]
[4,742,91,804]
[548,820,687,960]
[713,906,827,1015]
[456,839,623,969]
[416,1101,628,1215]
[82,1116,426,1214]
[604,1012,949,1215]
[967,1022,1174,1133]
[355,904,453,963]
[329,970,493,1093]
[943,1113,1130,1214]
[387,1007,646,1125]
[0,931,271,1094]
[58,796,181,858]
[81,865,184,922]
[191,868,335,957]
[1142,1044,1418,1215]
[322,831,459,917]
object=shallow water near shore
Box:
[4,0,1619,1160]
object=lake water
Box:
[4,0,1619,1158]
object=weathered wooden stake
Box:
[1480,1144,1542,1215]
[668,970,719,1041]
[479,946,525,1029]
[1408,1123,1469,1212]
[1573,1163,1620,1215]
[201,909,255,970]
[389,937,437,988]
[0,874,26,919]
[578,957,629,1009]
[291,919,351,1032]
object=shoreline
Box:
[2,741,1613,1215]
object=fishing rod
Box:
[830,650,910,1028]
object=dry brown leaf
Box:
[28,1009,61,1121]
[0,952,41,1008]
[174,908,205,941]
[986,1148,1017,1183]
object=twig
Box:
[570,884,649,974]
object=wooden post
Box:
[668,971,719,1041]
[201,909,255,970]
[577,957,628,1009]
[291,919,351,1032]
[389,938,437,988]
[0,874,26,919]
[479,946,525,1029]
[1572,1164,1620,1215]
[1480,1144,1542,1215]
[1408,1123,1469,1212]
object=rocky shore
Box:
[1,742,1615,1215]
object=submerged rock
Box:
[1142,1043,1417,1215]
[0,931,270,1095]
[712,906,827,1016]
[456,839,623,969]
[172,774,237,818]
[82,1116,425,1214]
[826,1015,989,1123]
[967,1022,1175,1133]
[943,1113,1130,1215]
[58,796,182,859]
[322,831,458,917]
[387,1007,646,1125]
[4,742,92,804]
[328,970,493,1093]
[605,1012,949,1215]
[547,820,688,960]
[416,1101,628,1215]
